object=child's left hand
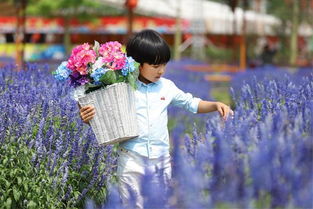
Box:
[215,102,234,120]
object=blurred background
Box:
[0,0,312,67]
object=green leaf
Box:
[99,70,117,85]
[5,179,11,188]
[73,191,81,199]
[85,83,100,89]
[4,197,12,209]
[132,66,140,81]
[115,71,126,82]
[13,187,21,201]
[127,73,137,89]
[3,157,8,165]
[23,183,29,192]
[93,40,100,56]
[134,61,140,69]
[27,200,37,208]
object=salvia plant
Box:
[87,66,313,209]
[1,62,312,209]
[1,63,118,208]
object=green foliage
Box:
[266,0,312,25]
[127,73,137,90]
[25,0,124,54]
[52,160,108,208]
[180,45,234,64]
[206,46,235,64]
[267,0,288,19]
[254,191,272,209]
[128,62,140,89]
[26,115,110,208]
[0,138,63,209]
[167,118,177,133]
[88,68,139,94]
[211,87,233,107]
[26,0,124,18]
[50,117,112,207]
[100,70,117,85]
[96,68,138,89]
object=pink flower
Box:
[67,43,96,75]
[99,41,122,56]
[99,42,126,70]
[111,52,127,70]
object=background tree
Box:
[267,0,313,66]
[15,0,27,69]
[210,0,313,66]
[26,0,123,55]
[0,0,34,69]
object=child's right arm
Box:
[78,104,95,124]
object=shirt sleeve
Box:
[170,81,201,114]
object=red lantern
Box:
[125,0,138,10]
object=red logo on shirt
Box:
[160,97,165,100]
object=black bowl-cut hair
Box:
[126,29,171,65]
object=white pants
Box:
[117,148,172,209]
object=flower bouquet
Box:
[53,41,139,145]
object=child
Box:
[79,29,233,208]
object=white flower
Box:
[92,57,106,72]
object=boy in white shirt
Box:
[80,29,233,208]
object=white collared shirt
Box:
[120,77,201,159]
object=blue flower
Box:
[90,67,109,84]
[54,61,71,81]
[121,56,136,76]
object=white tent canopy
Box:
[100,0,282,35]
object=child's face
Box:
[139,63,166,84]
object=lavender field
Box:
[0,61,312,209]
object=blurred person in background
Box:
[260,41,278,66]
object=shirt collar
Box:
[136,78,161,88]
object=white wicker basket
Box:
[78,83,138,145]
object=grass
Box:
[211,86,233,107]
